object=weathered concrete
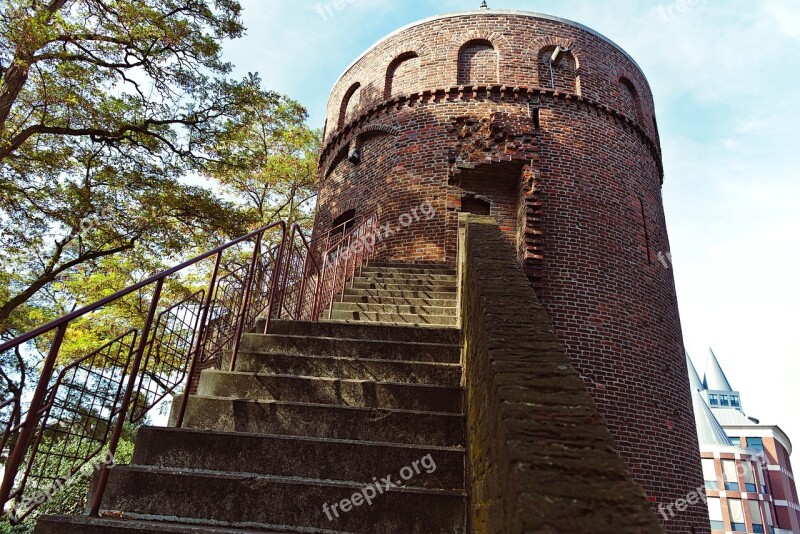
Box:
[35,515,289,533]
[97,466,466,532]
[176,396,464,447]
[327,309,457,326]
[236,352,461,385]
[132,427,465,490]
[36,298,467,533]
[194,370,464,412]
[267,319,460,344]
[239,333,460,362]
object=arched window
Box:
[619,78,644,125]
[538,46,577,93]
[457,40,497,85]
[385,52,420,99]
[461,195,491,216]
[338,82,362,129]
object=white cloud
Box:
[765,0,800,39]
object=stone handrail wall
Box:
[459,214,664,533]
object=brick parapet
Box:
[320,85,663,181]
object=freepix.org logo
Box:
[322,454,437,521]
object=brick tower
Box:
[312,9,708,532]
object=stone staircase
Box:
[36,264,466,533]
[322,263,458,327]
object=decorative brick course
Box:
[311,11,706,531]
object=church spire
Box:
[703,348,733,392]
[686,350,704,392]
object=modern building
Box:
[689,350,800,533]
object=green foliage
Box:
[0,0,320,362]
[0,426,137,534]
[204,87,321,228]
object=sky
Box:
[221,1,800,449]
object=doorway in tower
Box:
[456,160,525,255]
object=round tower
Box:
[313,10,706,531]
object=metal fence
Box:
[0,220,326,523]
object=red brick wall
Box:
[312,12,706,532]
[457,40,498,85]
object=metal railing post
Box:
[229,231,265,372]
[261,223,288,336]
[0,325,67,508]
[175,251,222,428]
[90,278,164,516]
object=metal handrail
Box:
[0,218,322,523]
[315,212,380,319]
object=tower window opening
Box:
[331,209,357,237]
[458,40,497,86]
[720,394,729,407]
[708,393,719,406]
[461,195,491,216]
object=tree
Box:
[204,92,321,229]
[0,0,320,403]
[0,0,319,337]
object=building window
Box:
[720,395,730,407]
[728,498,747,532]
[702,459,718,490]
[722,460,740,491]
[756,464,767,493]
[763,505,774,534]
[618,77,645,125]
[746,437,764,452]
[538,46,578,93]
[329,209,357,247]
[709,394,719,406]
[743,462,757,493]
[707,497,724,531]
[749,500,765,533]
[731,395,740,407]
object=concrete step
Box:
[357,272,456,283]
[195,371,463,413]
[179,396,465,447]
[97,466,466,533]
[326,309,458,326]
[364,262,456,274]
[266,319,460,345]
[351,280,456,292]
[239,333,460,363]
[236,352,462,386]
[35,515,292,534]
[344,287,456,300]
[132,426,465,490]
[340,294,457,308]
[329,302,458,317]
